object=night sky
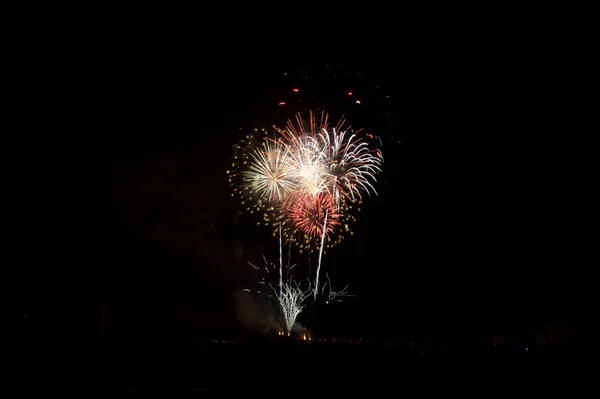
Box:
[7,6,593,343]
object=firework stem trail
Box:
[279,223,283,297]
[308,252,311,285]
[287,244,292,285]
[314,210,328,301]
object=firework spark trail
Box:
[308,253,311,286]
[314,210,328,300]
[279,224,283,297]
[287,244,292,284]
[322,272,355,303]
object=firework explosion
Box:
[228,110,383,252]
[288,193,342,239]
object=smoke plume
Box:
[232,290,280,331]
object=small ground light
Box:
[293,88,299,92]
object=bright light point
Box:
[293,88,299,92]
[279,101,286,105]
[348,92,353,95]
[356,100,361,104]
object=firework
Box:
[231,65,392,312]
[229,110,382,251]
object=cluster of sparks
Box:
[228,110,383,253]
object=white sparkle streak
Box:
[314,210,328,300]
[272,281,311,333]
[287,244,292,284]
[279,223,283,297]
[323,272,355,303]
[247,242,309,334]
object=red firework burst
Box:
[288,193,342,239]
